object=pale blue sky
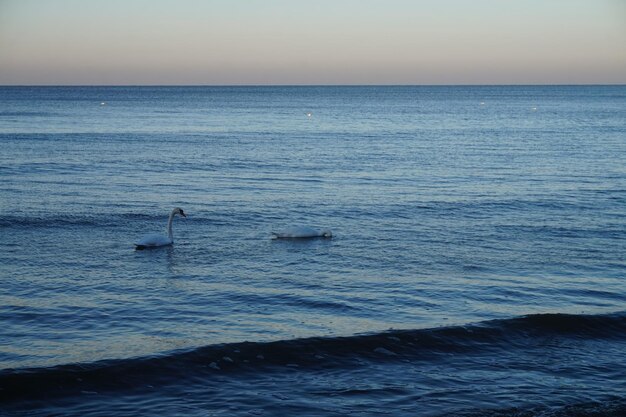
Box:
[0,0,624,85]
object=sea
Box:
[0,85,625,416]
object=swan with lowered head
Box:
[271,226,332,239]
[135,207,186,250]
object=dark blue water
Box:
[1,86,625,416]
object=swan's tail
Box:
[135,244,147,250]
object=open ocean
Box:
[1,85,625,416]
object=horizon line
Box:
[1,83,625,88]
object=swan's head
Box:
[321,229,332,238]
[173,207,186,217]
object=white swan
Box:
[271,226,332,239]
[135,208,186,250]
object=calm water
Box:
[1,86,625,416]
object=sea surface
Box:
[0,85,625,416]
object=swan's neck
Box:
[166,211,175,241]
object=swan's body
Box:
[136,233,173,248]
[135,208,186,250]
[271,226,332,239]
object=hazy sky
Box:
[1,0,625,85]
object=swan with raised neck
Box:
[135,208,186,250]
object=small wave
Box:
[0,212,184,229]
[450,399,626,417]
[0,213,134,229]
[0,111,56,117]
[1,312,624,403]
[228,292,360,313]
[0,214,106,228]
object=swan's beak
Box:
[181,212,187,217]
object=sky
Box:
[0,0,625,85]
